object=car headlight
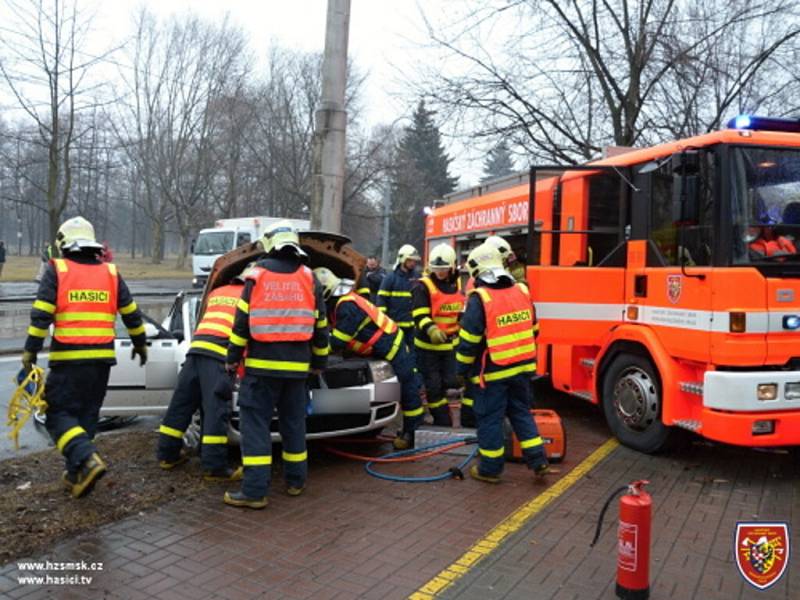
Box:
[368,360,395,383]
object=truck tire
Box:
[602,352,672,453]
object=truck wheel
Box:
[602,353,672,453]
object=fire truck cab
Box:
[426,116,800,452]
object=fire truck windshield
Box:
[730,146,800,263]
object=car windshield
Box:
[194,231,234,256]
[731,147,800,263]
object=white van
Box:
[191,217,309,287]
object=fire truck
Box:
[425,116,800,452]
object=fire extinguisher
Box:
[590,480,652,600]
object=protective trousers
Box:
[473,373,547,476]
[157,354,231,472]
[460,381,477,428]
[388,340,424,435]
[44,363,111,474]
[237,374,308,498]
[416,348,455,426]
[400,325,416,364]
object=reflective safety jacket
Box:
[376,266,416,329]
[412,275,464,351]
[25,255,146,365]
[226,255,329,378]
[189,283,244,360]
[454,280,538,385]
[247,266,315,342]
[750,236,797,257]
[330,294,403,360]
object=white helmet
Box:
[428,243,457,272]
[466,242,511,284]
[313,267,353,300]
[485,235,515,265]
[56,217,103,252]
[395,244,421,268]
[262,220,307,257]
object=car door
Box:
[102,297,183,415]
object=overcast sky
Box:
[0,0,488,188]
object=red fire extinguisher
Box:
[590,480,652,600]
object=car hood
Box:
[201,230,365,310]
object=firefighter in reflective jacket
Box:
[22,217,148,498]
[223,222,329,509]
[156,277,246,480]
[455,242,549,483]
[315,267,425,450]
[377,245,420,359]
[412,243,464,427]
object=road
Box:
[0,354,159,461]
[0,278,192,300]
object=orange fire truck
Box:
[426,116,800,452]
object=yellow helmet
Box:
[262,220,307,257]
[56,216,102,252]
[466,242,510,284]
[395,244,421,268]
[428,243,456,272]
[313,267,353,300]
[485,235,514,264]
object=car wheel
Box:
[602,352,672,453]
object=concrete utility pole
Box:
[310,0,350,233]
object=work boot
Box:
[533,461,551,479]
[71,453,107,498]
[393,431,414,451]
[159,453,189,471]
[223,490,268,510]
[286,485,305,497]
[469,464,501,484]
[204,466,243,482]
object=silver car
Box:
[101,232,400,444]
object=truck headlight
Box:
[757,383,778,401]
[782,315,800,330]
[785,382,800,400]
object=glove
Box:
[131,345,148,366]
[427,325,448,345]
[214,374,234,402]
[22,351,37,373]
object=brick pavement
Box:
[0,396,609,599]
[2,395,797,600]
[440,440,799,600]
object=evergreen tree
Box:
[481,140,516,182]
[389,100,459,254]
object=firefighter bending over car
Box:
[455,242,550,483]
[412,243,464,427]
[377,244,420,360]
[224,221,329,509]
[315,267,425,450]
[156,274,246,481]
[23,217,148,498]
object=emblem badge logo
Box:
[735,522,790,590]
[666,275,682,304]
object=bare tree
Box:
[418,0,800,163]
[0,0,109,244]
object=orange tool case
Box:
[506,409,565,463]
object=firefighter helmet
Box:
[395,244,421,268]
[466,242,510,284]
[428,243,457,272]
[313,267,353,300]
[485,235,515,264]
[262,220,307,257]
[56,216,103,252]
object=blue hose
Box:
[365,437,479,483]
